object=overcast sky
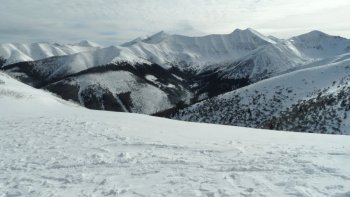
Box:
[1,0,349,46]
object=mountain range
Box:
[1,28,350,134]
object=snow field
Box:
[0,72,349,196]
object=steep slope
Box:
[174,53,350,134]
[0,41,101,67]
[1,71,349,196]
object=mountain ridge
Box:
[0,41,101,67]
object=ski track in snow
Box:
[1,113,349,196]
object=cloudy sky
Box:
[1,0,349,46]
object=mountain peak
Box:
[154,30,167,36]
[231,28,276,44]
[232,28,258,34]
[292,30,349,43]
[76,40,101,47]
[294,30,332,40]
[142,31,170,44]
[121,36,148,47]
[306,30,329,37]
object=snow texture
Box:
[1,71,350,196]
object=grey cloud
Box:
[0,0,349,45]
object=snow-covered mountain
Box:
[216,40,310,81]
[120,28,276,69]
[0,41,101,67]
[192,40,311,99]
[2,28,350,134]
[174,53,350,134]
[1,28,276,114]
[205,30,350,80]
[191,30,350,99]
[1,71,349,196]
[3,29,349,78]
[6,29,348,90]
[290,30,350,59]
[3,28,274,76]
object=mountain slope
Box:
[290,30,350,59]
[217,40,310,82]
[0,41,101,67]
[1,71,349,196]
[261,74,350,133]
[174,53,350,134]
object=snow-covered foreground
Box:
[1,72,350,196]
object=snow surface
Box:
[1,72,350,196]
